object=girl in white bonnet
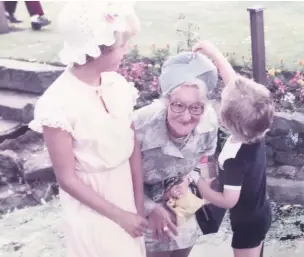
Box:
[29,2,147,257]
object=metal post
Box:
[0,1,9,34]
[247,6,266,85]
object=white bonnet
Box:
[57,1,139,66]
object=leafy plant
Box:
[176,13,200,53]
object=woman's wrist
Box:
[107,205,125,226]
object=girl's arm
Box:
[43,126,125,221]
[43,126,148,238]
[129,123,145,216]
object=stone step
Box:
[0,89,38,123]
[0,58,64,94]
[0,119,27,143]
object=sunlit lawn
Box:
[1,1,304,70]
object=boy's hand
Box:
[193,41,236,86]
[192,41,220,58]
[206,177,216,187]
[164,177,190,200]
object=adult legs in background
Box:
[4,1,51,30]
[4,1,17,14]
[25,1,44,16]
[25,1,51,30]
[4,1,22,23]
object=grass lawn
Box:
[0,1,304,70]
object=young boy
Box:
[191,41,274,257]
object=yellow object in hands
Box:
[166,189,205,226]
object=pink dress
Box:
[29,70,145,257]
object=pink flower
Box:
[152,81,158,90]
[274,78,281,85]
[290,79,296,86]
[279,85,286,94]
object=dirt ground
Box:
[1,199,304,257]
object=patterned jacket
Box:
[133,100,218,214]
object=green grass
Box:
[1,1,304,70]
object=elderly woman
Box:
[133,52,219,257]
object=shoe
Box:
[5,12,22,23]
[30,15,51,30]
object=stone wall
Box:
[265,111,304,203]
[266,112,304,176]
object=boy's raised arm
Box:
[193,41,236,87]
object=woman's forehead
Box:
[169,87,203,103]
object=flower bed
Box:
[118,46,304,113]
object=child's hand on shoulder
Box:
[193,41,220,58]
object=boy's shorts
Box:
[231,204,272,249]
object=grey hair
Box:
[162,78,208,103]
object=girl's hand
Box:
[117,210,149,238]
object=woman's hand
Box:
[148,205,178,241]
[117,210,149,238]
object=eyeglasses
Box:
[170,101,204,116]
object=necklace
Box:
[169,131,192,150]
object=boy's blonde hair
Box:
[220,76,274,143]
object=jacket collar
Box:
[141,100,217,158]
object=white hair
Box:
[164,78,208,103]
